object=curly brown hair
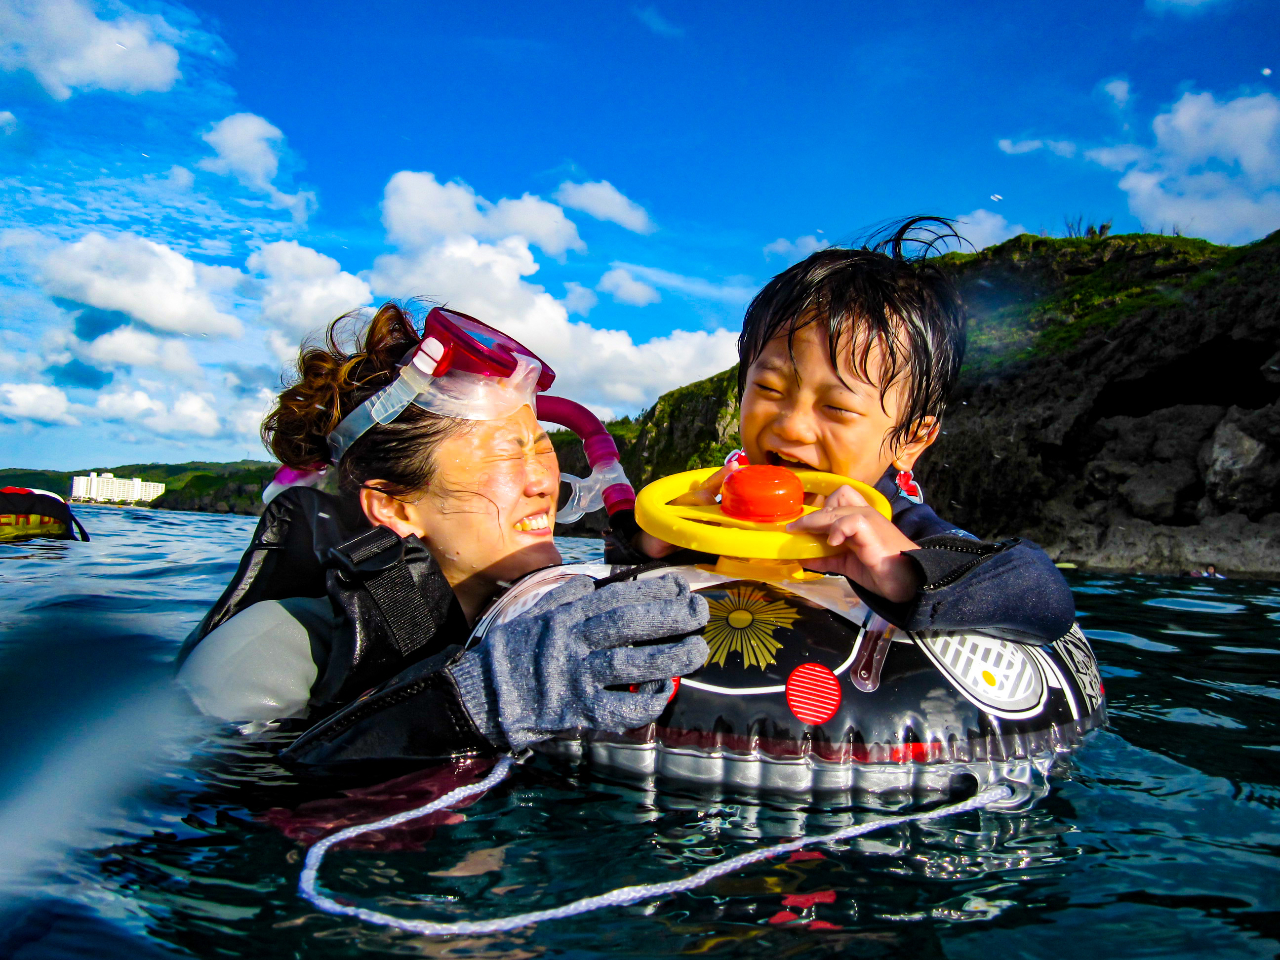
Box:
[261,301,468,498]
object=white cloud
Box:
[365,167,743,413]
[151,393,220,437]
[998,138,1043,155]
[227,387,274,439]
[1084,90,1280,243]
[612,262,756,305]
[0,0,180,100]
[367,222,736,411]
[107,391,221,437]
[43,232,243,337]
[1086,144,1148,171]
[79,326,197,373]
[95,389,162,420]
[486,196,585,259]
[763,234,828,259]
[1103,78,1131,109]
[1146,0,1227,10]
[247,240,370,335]
[554,181,655,234]
[159,165,194,191]
[634,6,685,37]
[0,382,76,425]
[265,329,298,366]
[199,114,315,224]
[0,110,15,132]
[998,137,1076,157]
[562,281,598,316]
[383,171,584,258]
[956,209,1027,250]
[598,267,660,306]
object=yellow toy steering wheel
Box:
[635,467,892,561]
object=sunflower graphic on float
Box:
[703,583,802,669]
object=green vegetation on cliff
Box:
[150,463,278,516]
[620,366,742,488]
[942,232,1229,377]
[0,460,272,500]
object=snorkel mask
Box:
[326,307,556,463]
[263,305,635,521]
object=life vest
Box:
[178,486,467,721]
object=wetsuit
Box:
[178,488,701,781]
[602,466,1076,645]
[177,487,495,777]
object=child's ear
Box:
[892,417,940,472]
[359,483,427,540]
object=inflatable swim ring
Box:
[0,486,89,542]
[478,465,1105,807]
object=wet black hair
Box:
[737,216,968,454]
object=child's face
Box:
[740,322,935,486]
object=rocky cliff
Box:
[922,230,1280,577]
[151,464,277,516]
[565,231,1280,577]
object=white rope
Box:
[299,754,1013,936]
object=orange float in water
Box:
[720,465,805,523]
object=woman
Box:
[178,302,708,777]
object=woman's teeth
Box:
[515,512,550,532]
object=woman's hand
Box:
[450,573,710,751]
[786,484,922,603]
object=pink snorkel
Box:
[536,395,636,522]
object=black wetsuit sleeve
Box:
[603,508,649,565]
[852,487,1076,643]
[603,508,708,568]
[175,488,370,667]
[851,534,1075,643]
[279,644,495,779]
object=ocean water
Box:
[0,504,1276,959]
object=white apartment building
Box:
[70,472,166,504]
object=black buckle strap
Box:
[330,527,437,657]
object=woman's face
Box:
[399,405,562,596]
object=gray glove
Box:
[448,572,709,752]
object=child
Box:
[608,218,1075,644]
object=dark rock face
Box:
[917,230,1280,577]
[152,474,274,517]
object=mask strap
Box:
[327,375,419,463]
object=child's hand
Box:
[785,484,922,602]
[636,462,742,559]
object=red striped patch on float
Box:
[785,663,841,725]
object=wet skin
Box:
[360,405,562,623]
[645,323,939,603]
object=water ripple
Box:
[0,506,1273,958]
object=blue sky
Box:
[0,0,1276,469]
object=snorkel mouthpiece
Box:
[325,307,556,464]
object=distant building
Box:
[70,472,166,504]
